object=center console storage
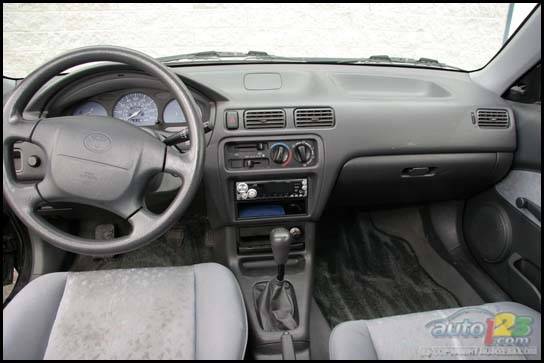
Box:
[238,224,305,254]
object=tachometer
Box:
[163,99,203,124]
[73,101,108,117]
[113,92,158,126]
[163,99,186,123]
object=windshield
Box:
[3,3,538,77]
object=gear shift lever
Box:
[270,227,291,281]
[254,227,299,331]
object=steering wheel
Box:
[2,46,205,256]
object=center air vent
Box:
[294,108,335,128]
[476,109,510,129]
[244,109,286,129]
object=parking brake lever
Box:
[281,332,296,360]
[163,121,212,146]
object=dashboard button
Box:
[225,111,239,130]
[248,188,257,199]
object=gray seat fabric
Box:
[330,302,541,360]
[3,263,247,360]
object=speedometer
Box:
[113,92,158,126]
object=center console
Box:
[208,133,324,359]
[213,222,315,360]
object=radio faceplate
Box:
[235,178,308,201]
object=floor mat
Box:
[70,216,213,271]
[372,207,483,307]
[314,209,460,328]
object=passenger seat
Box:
[329,302,541,360]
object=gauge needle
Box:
[128,109,142,120]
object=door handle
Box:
[516,197,541,222]
[401,167,436,177]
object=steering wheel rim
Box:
[2,46,205,256]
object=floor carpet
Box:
[70,216,213,271]
[314,209,460,328]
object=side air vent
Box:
[244,109,286,129]
[294,108,335,128]
[476,109,510,129]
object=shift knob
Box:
[270,227,291,266]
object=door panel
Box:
[495,170,541,226]
[463,65,541,311]
[511,103,541,170]
[464,188,541,310]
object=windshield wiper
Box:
[158,50,291,63]
[158,52,464,71]
[338,55,464,71]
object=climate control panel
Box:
[224,139,317,170]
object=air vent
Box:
[476,109,510,129]
[244,109,286,129]
[294,108,335,128]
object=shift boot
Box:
[255,278,299,331]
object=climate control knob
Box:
[270,143,290,164]
[293,142,314,164]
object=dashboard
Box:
[13,62,516,228]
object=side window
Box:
[503,63,541,104]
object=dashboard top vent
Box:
[244,109,286,129]
[294,108,335,128]
[476,109,510,129]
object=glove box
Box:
[329,152,512,208]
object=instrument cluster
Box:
[69,87,208,127]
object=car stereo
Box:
[235,178,307,201]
